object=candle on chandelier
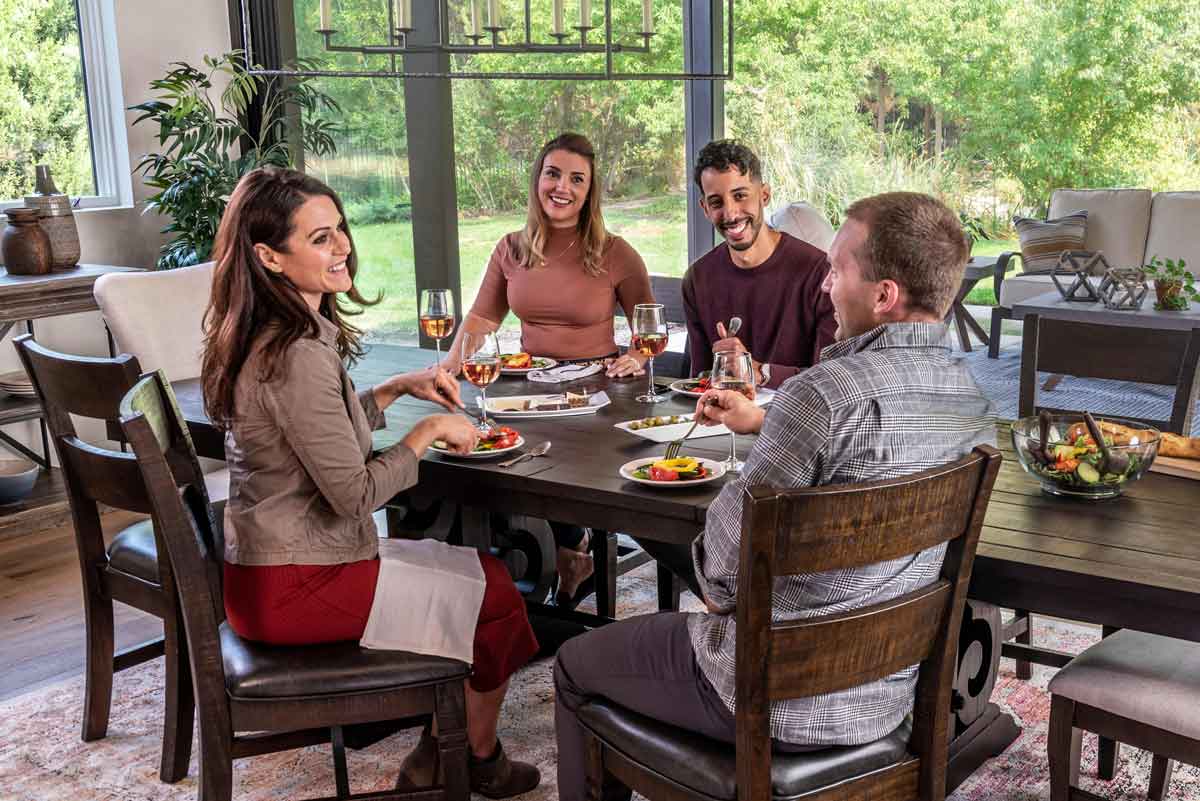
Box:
[642,0,653,34]
[394,0,411,29]
[579,0,591,28]
[552,0,564,35]
[319,0,331,29]
[470,0,482,36]
[487,0,501,28]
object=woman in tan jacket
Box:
[201,167,540,798]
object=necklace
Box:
[550,237,578,261]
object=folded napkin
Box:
[526,362,604,383]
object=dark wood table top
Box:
[173,343,1200,639]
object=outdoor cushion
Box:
[1013,211,1088,274]
[578,700,912,801]
[1048,629,1200,741]
[94,261,215,382]
[1049,189,1152,269]
[106,518,159,583]
[1145,192,1200,278]
[220,622,470,699]
[998,273,1057,308]
[770,201,836,252]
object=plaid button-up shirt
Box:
[688,322,997,745]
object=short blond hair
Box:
[844,192,969,317]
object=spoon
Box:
[498,441,552,468]
[727,316,743,337]
[1083,411,1130,474]
[1033,410,1054,466]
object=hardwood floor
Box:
[0,509,162,702]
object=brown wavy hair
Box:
[514,132,608,277]
[201,166,377,429]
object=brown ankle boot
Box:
[469,740,541,799]
[395,728,440,790]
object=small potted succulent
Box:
[1143,256,1199,310]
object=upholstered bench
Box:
[1048,629,1200,801]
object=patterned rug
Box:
[959,348,1200,436]
[1,562,1196,801]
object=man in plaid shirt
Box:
[554,192,997,801]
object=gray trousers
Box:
[554,612,817,801]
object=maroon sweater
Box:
[682,232,837,389]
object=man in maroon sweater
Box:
[682,140,837,389]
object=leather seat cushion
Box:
[1048,629,1200,740]
[106,518,159,583]
[220,623,470,699]
[998,274,1056,308]
[577,700,912,801]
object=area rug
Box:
[959,348,1200,437]
[1,563,1196,801]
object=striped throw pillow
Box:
[1013,210,1088,274]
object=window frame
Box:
[0,0,132,212]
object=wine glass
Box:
[712,350,755,473]
[461,331,501,427]
[632,303,668,404]
[419,288,456,369]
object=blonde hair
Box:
[514,132,608,277]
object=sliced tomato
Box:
[494,435,517,449]
[649,465,679,481]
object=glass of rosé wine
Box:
[460,330,502,427]
[632,303,668,404]
[712,349,755,473]
[419,288,455,368]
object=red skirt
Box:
[223,552,538,692]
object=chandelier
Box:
[238,0,734,81]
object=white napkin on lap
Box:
[527,363,603,383]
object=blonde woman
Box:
[443,132,655,609]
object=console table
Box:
[0,265,142,466]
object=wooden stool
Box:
[1048,630,1200,801]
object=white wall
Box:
[2,1,231,456]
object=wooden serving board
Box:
[1149,455,1200,481]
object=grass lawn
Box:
[350,194,1014,338]
[964,238,1019,306]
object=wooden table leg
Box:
[1169,328,1200,435]
[1019,314,1040,418]
[1014,609,1033,680]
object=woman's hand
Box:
[377,367,462,412]
[402,414,480,457]
[695,388,765,434]
[605,350,647,378]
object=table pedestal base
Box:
[948,703,1021,791]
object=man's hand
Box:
[711,321,748,356]
[695,388,765,434]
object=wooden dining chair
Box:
[579,445,1002,801]
[13,333,193,783]
[119,370,471,801]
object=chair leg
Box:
[1048,695,1081,801]
[197,724,234,801]
[330,725,351,799]
[656,565,681,612]
[81,587,115,742]
[988,309,1004,359]
[159,611,195,783]
[585,731,606,801]
[1098,626,1121,781]
[1149,755,1174,800]
[434,683,470,801]
[1014,609,1032,680]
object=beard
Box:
[718,209,765,252]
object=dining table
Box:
[170,342,1200,792]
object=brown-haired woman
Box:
[441,132,655,609]
[202,166,540,797]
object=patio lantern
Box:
[1051,250,1106,303]
[1098,267,1149,311]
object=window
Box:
[0,0,131,210]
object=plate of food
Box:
[614,413,733,443]
[667,378,776,405]
[480,391,611,418]
[499,353,558,375]
[619,455,727,488]
[1011,413,1159,498]
[430,426,524,459]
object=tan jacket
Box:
[222,315,418,566]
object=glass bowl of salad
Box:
[1011,413,1161,499]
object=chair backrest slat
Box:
[767,580,951,701]
[769,460,983,576]
[14,334,142,427]
[58,438,153,513]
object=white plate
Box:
[614,414,735,443]
[667,379,707,397]
[666,380,776,403]
[480,391,611,418]
[429,435,525,459]
[619,456,727,488]
[500,355,558,375]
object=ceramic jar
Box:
[1,208,53,276]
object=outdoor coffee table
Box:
[1011,290,1200,434]
[947,256,999,352]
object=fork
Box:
[664,417,700,461]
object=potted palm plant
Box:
[130,52,340,269]
[1143,255,1199,311]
